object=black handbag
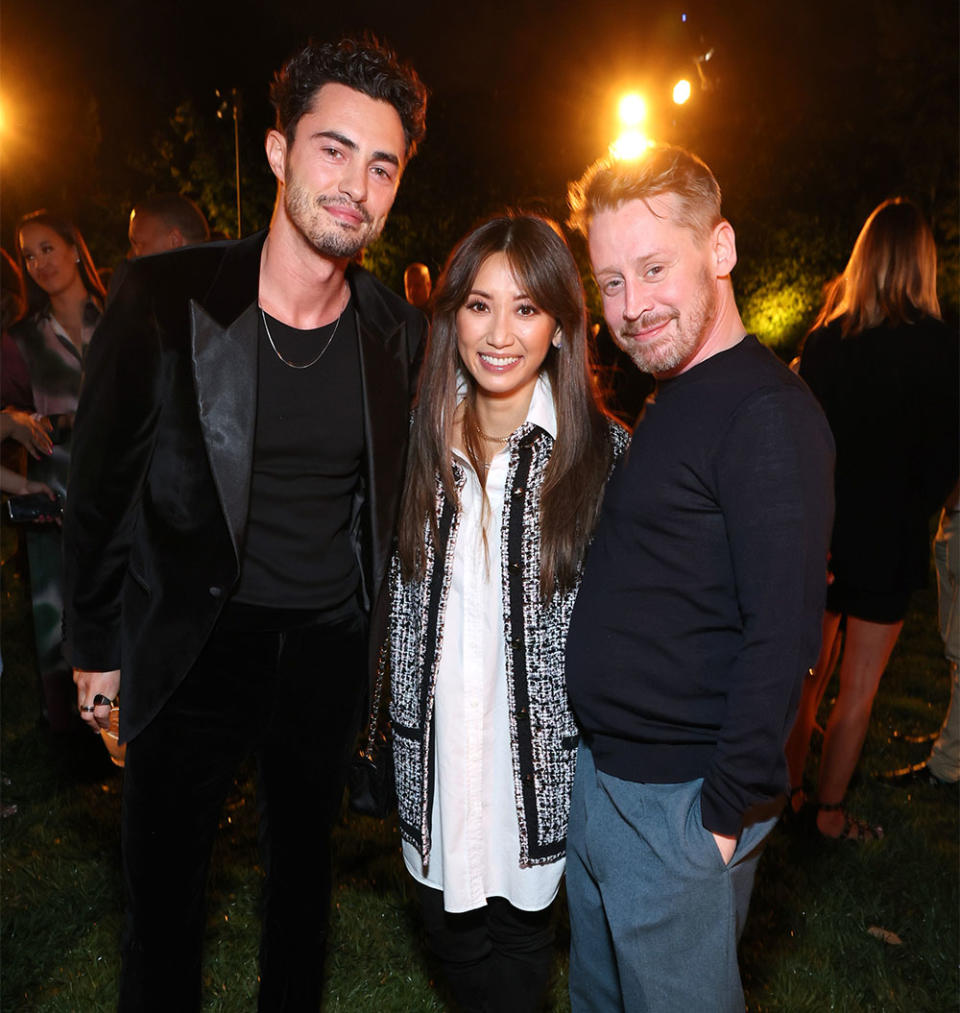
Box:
[348,641,396,818]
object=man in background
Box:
[403,260,431,311]
[127,193,210,257]
[883,481,960,789]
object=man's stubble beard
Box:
[284,180,384,260]
[616,266,718,376]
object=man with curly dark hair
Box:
[271,33,427,156]
[64,36,427,1011]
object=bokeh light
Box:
[672,79,692,105]
[618,93,647,127]
[610,130,653,160]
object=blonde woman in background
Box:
[786,198,959,840]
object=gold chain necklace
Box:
[476,424,513,445]
[260,306,344,370]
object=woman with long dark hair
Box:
[6,210,105,730]
[785,198,959,840]
[389,213,627,1011]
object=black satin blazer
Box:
[63,231,425,743]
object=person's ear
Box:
[265,129,287,185]
[712,220,738,277]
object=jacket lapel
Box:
[190,231,266,558]
[350,266,414,601]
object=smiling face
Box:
[19,223,81,298]
[456,251,558,409]
[589,194,725,378]
[267,82,406,260]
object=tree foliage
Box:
[132,97,275,241]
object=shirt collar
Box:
[454,370,557,442]
[525,372,557,440]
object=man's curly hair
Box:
[270,34,428,160]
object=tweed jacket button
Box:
[513,485,524,497]
[509,561,521,573]
[512,637,523,650]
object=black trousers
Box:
[118,600,367,1012]
[416,883,556,1013]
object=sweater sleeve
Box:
[699,384,834,835]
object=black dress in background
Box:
[799,314,959,617]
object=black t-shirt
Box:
[234,305,363,609]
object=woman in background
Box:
[390,213,627,1011]
[7,210,105,730]
[785,198,959,840]
[2,247,54,478]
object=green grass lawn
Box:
[2,529,957,1012]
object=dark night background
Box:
[2,0,957,351]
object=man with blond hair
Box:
[563,145,834,1011]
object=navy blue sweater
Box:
[566,336,834,836]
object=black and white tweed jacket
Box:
[388,419,628,869]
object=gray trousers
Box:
[566,742,778,1012]
[929,508,960,782]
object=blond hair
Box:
[567,144,722,240]
[812,198,941,337]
